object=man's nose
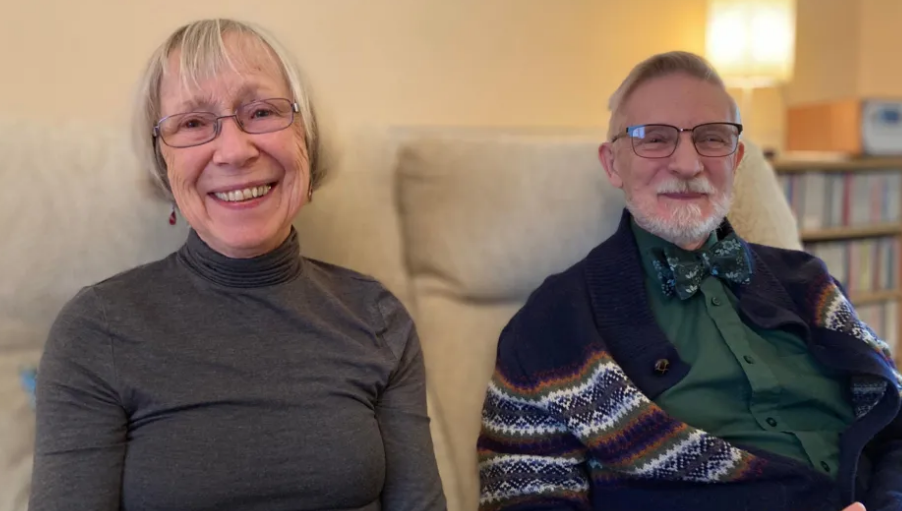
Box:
[669,133,703,178]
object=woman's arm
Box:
[29,287,127,511]
[373,291,446,511]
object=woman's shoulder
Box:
[301,258,414,350]
[301,257,386,296]
[54,253,181,327]
[87,252,181,298]
[302,257,405,311]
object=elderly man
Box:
[477,51,901,511]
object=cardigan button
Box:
[654,359,670,374]
[820,461,831,473]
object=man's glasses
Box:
[153,98,299,148]
[611,122,743,158]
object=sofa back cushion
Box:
[0,118,189,511]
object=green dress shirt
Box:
[631,221,855,477]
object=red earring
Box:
[168,204,177,226]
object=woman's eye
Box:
[181,117,208,130]
[251,108,275,119]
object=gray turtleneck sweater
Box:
[29,229,446,511]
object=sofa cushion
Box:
[397,130,624,303]
[731,139,803,251]
[0,118,189,350]
[0,319,44,511]
[0,118,188,511]
[293,129,414,308]
[411,294,522,511]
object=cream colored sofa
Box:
[0,119,800,511]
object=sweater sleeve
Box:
[29,287,127,511]
[832,276,902,511]
[477,326,591,511]
[864,438,902,511]
[374,290,447,511]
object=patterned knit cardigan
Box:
[478,210,902,511]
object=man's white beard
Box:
[626,178,732,248]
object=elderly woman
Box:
[29,18,445,511]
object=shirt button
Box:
[711,296,723,306]
[743,355,755,364]
[654,359,670,374]
[820,461,831,473]
[766,417,778,427]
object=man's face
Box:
[599,73,744,249]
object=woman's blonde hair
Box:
[606,51,740,141]
[132,18,323,198]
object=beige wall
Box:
[857,0,902,98]
[1,0,897,156]
[0,0,708,153]
[785,0,861,106]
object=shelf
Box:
[800,223,902,242]
[774,157,902,173]
[851,289,902,306]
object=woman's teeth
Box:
[214,184,272,203]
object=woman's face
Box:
[157,35,310,259]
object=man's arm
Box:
[830,277,902,511]
[477,333,590,511]
[863,435,902,510]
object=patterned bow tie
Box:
[651,233,752,300]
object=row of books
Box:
[855,300,898,354]
[778,171,902,230]
[804,237,899,296]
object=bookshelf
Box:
[773,157,902,360]
[800,223,901,242]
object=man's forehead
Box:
[622,74,734,124]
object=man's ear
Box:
[732,140,746,175]
[599,142,624,189]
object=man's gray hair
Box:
[606,51,740,141]
[132,18,323,198]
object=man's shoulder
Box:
[507,259,590,332]
[747,242,831,282]
[495,254,604,380]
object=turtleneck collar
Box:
[178,228,303,288]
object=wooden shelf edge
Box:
[800,224,901,242]
[774,157,902,172]
[851,289,901,306]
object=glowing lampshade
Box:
[705,0,797,87]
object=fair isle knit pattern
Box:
[813,277,902,416]
[479,350,763,509]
